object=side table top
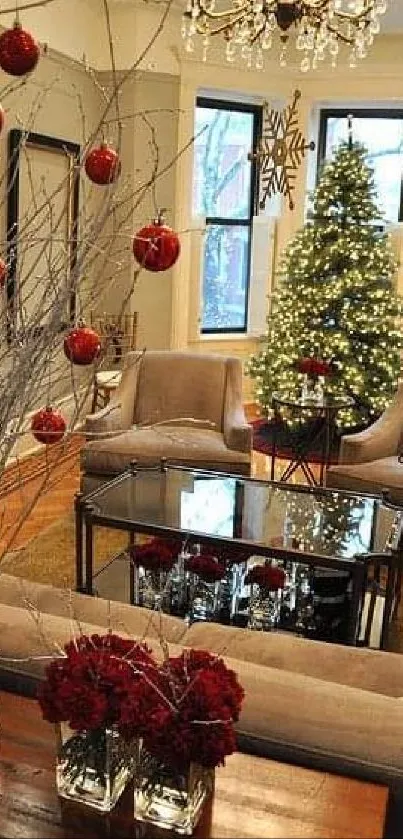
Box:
[0,691,388,839]
[272,390,355,412]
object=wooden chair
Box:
[90,312,138,413]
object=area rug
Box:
[252,417,342,465]
[0,514,129,590]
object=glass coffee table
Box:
[75,461,403,649]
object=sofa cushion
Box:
[81,426,250,474]
[234,656,403,782]
[2,603,403,783]
[327,456,403,497]
[183,621,403,698]
[0,573,187,645]
[0,604,185,680]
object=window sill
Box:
[198,333,259,342]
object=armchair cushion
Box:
[327,455,403,497]
[81,425,251,476]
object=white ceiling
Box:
[108,1,403,32]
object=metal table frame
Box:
[271,392,354,487]
[75,461,402,649]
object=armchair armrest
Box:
[224,404,252,453]
[339,381,403,465]
[85,401,126,440]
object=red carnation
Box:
[245,564,285,591]
[185,554,226,583]
[143,649,244,771]
[38,634,161,735]
[130,537,178,573]
[297,356,332,377]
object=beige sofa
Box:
[81,350,252,491]
[0,572,403,835]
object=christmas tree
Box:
[248,138,403,428]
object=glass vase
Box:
[248,584,282,631]
[187,577,222,623]
[55,723,135,812]
[135,748,214,835]
[138,568,170,611]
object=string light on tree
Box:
[248,116,403,429]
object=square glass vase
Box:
[135,749,214,834]
[55,722,135,812]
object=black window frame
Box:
[196,96,262,335]
[317,108,403,222]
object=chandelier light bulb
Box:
[181,0,389,70]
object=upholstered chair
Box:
[326,381,403,498]
[81,350,252,490]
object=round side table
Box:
[271,391,355,487]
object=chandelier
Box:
[181,0,389,71]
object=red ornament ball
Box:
[0,22,40,77]
[132,214,180,272]
[64,324,101,366]
[0,258,7,288]
[84,144,121,185]
[31,406,66,445]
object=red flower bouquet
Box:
[296,357,332,378]
[245,564,286,591]
[38,633,162,737]
[38,633,170,812]
[185,554,226,583]
[143,649,244,771]
[130,537,180,573]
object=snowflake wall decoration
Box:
[249,90,315,212]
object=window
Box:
[193,98,261,334]
[318,109,403,224]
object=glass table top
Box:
[272,391,355,410]
[87,467,403,563]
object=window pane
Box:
[323,116,403,223]
[201,224,249,331]
[193,106,254,219]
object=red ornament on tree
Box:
[31,406,66,445]
[0,22,40,77]
[84,143,121,185]
[132,211,180,272]
[63,324,101,366]
[0,258,7,288]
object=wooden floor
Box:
[0,436,81,556]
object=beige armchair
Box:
[326,381,403,498]
[81,350,252,490]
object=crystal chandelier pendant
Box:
[181,0,389,70]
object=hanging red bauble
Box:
[31,406,66,445]
[132,211,180,272]
[64,324,101,366]
[0,258,7,288]
[0,22,40,77]
[84,143,121,185]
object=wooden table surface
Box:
[0,691,388,839]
